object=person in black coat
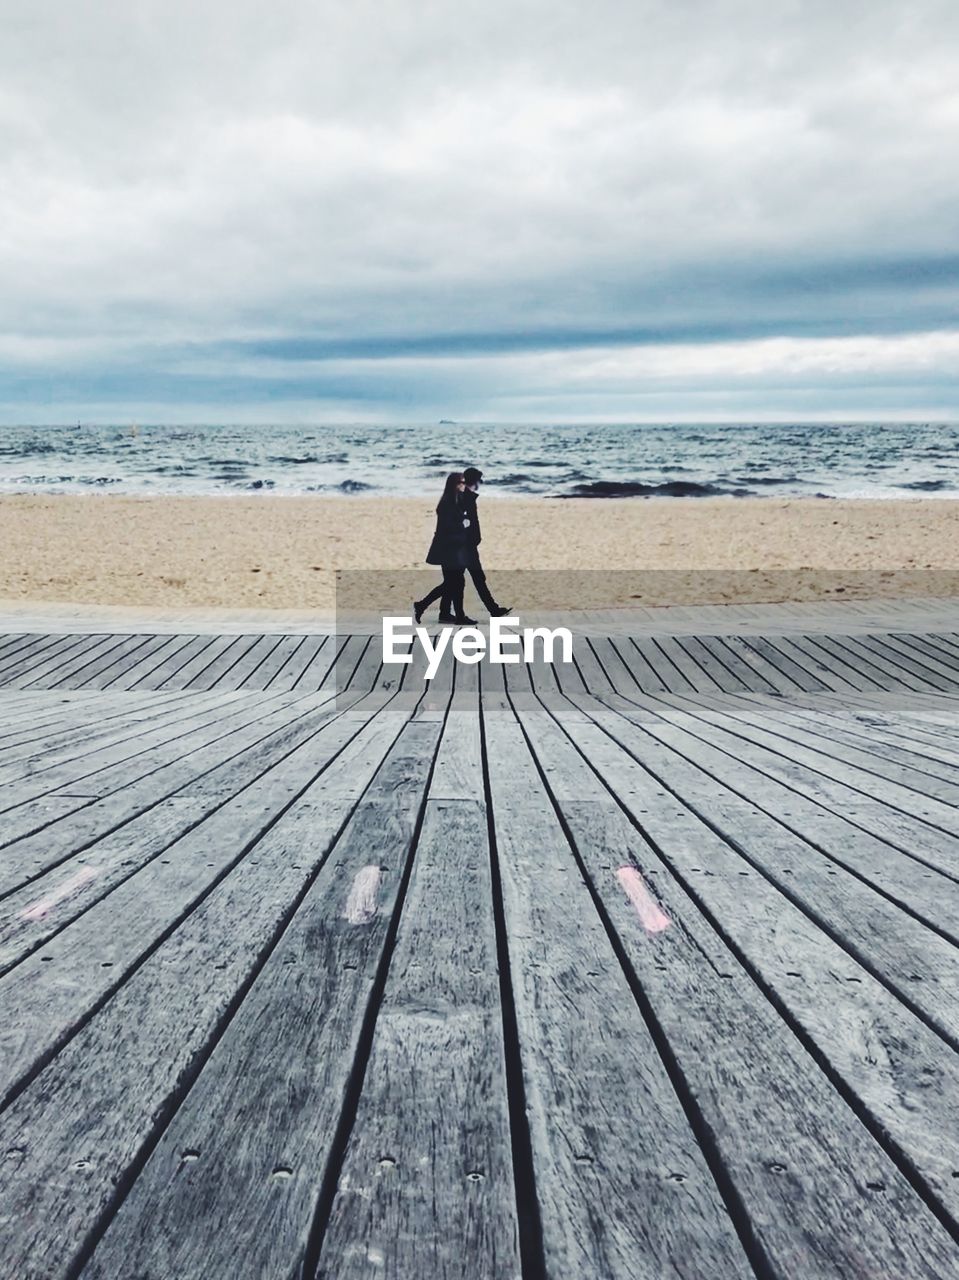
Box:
[460,466,510,618]
[413,472,477,624]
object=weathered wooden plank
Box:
[835,633,955,693]
[570,692,959,1023]
[720,634,828,693]
[772,635,867,692]
[591,693,959,930]
[79,634,174,691]
[589,636,643,696]
[342,634,385,696]
[0,692,232,789]
[71,718,444,1280]
[627,636,691,692]
[183,634,261,691]
[874,633,959,686]
[0,635,86,684]
[482,714,752,1280]
[0,699,360,970]
[568,633,615,695]
[240,633,307,690]
[0,694,310,878]
[2,636,101,686]
[317,720,518,1280]
[40,636,142,690]
[0,691,188,760]
[0,691,267,814]
[802,633,907,692]
[0,694,415,1116]
[155,634,238,690]
[653,693,959,841]
[754,695,959,774]
[6,635,112,689]
[692,691,959,800]
[269,634,333,691]
[511,699,959,1277]
[120,635,209,690]
[315,634,368,694]
[899,633,959,673]
[674,636,747,692]
[697,634,782,693]
[0,633,36,661]
[791,688,959,731]
[61,634,161,691]
[203,634,281,691]
[314,803,519,1279]
[651,635,719,691]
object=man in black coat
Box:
[461,467,511,618]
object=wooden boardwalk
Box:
[0,621,958,1278]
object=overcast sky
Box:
[1,0,957,422]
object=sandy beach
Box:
[2,494,958,612]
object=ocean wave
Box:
[306,478,375,493]
[265,451,349,465]
[899,478,954,492]
[488,472,540,487]
[559,479,755,498]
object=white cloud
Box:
[0,0,957,416]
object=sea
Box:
[0,421,956,499]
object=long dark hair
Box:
[437,471,464,514]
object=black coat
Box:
[460,488,482,547]
[426,495,471,567]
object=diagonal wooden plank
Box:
[0,635,85,684]
[511,695,959,1278]
[678,691,959,802]
[0,699,353,970]
[118,635,209,690]
[39,636,144,690]
[0,694,314,879]
[240,633,307,691]
[773,635,868,692]
[0,691,237,789]
[554,693,959,1034]
[69,712,441,1280]
[269,635,333,691]
[0,701,428,1278]
[207,635,285,691]
[652,635,720,692]
[630,636,695,692]
[5,635,112,689]
[182,635,261,691]
[0,694,414,1111]
[316,693,519,1278]
[482,713,752,1279]
[154,634,238,690]
[78,634,175,691]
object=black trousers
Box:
[466,555,497,611]
[418,565,466,618]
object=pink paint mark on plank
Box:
[343,866,383,925]
[19,866,99,922]
[616,866,671,934]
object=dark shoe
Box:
[412,598,425,624]
[437,612,458,624]
[489,605,512,617]
[455,615,478,625]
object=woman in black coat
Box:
[413,472,477,624]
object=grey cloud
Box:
[0,0,957,418]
